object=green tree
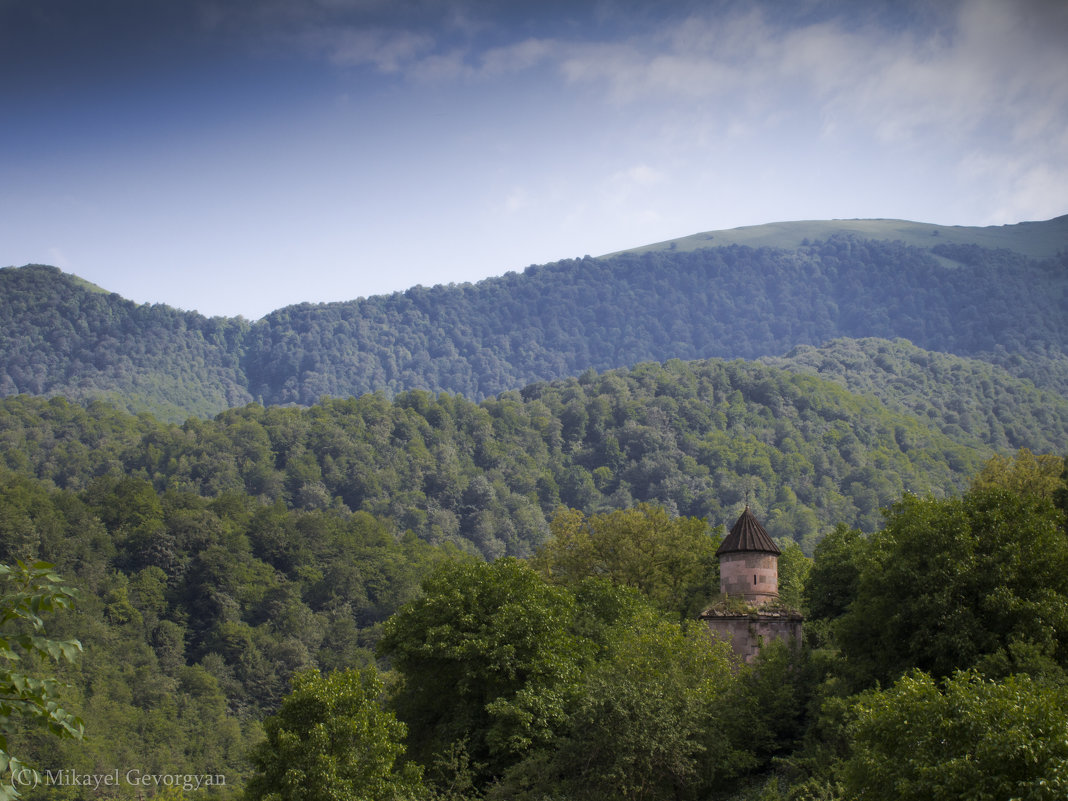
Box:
[774,539,811,611]
[245,667,421,801]
[836,485,1068,686]
[533,504,722,618]
[0,561,83,800]
[842,670,1068,801]
[377,558,585,783]
[970,448,1064,498]
[803,524,866,624]
[493,611,750,801]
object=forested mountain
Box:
[5,343,1065,564]
[0,366,1064,798]
[0,265,252,420]
[3,216,1067,420]
[3,216,1068,800]
[762,338,1068,454]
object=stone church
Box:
[699,505,803,663]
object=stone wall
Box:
[719,551,779,603]
[701,609,803,664]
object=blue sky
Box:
[2,0,1066,319]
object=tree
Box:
[970,448,1064,499]
[0,561,83,801]
[842,670,1068,801]
[492,611,750,801]
[533,504,721,618]
[377,558,585,782]
[803,523,866,623]
[836,484,1068,686]
[245,666,422,801]
[774,538,811,611]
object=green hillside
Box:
[1,217,1066,801]
[0,354,1014,557]
[611,214,1068,260]
[0,357,1063,800]
[0,265,252,420]
[2,216,1067,420]
[762,338,1068,454]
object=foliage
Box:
[1,250,1067,800]
[0,351,999,560]
[970,447,1066,497]
[773,540,811,611]
[729,641,813,769]
[5,235,1068,419]
[803,524,866,623]
[0,265,251,422]
[0,465,443,798]
[377,558,586,781]
[842,670,1068,801]
[0,561,83,801]
[532,504,722,618]
[495,611,748,801]
[763,338,1068,454]
[245,667,422,801]
[836,456,1068,686]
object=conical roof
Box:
[716,506,781,556]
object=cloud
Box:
[549,1,1068,142]
[299,26,436,72]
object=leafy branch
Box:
[0,561,84,801]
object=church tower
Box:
[716,505,781,603]
[700,505,802,664]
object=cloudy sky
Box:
[2,0,1066,319]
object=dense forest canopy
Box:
[4,349,1059,559]
[0,437,1064,800]
[1,215,1067,799]
[3,217,1067,420]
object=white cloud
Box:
[479,37,558,76]
[302,26,435,72]
[535,2,1066,145]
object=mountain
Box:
[3,216,1067,420]
[761,338,1068,455]
[3,216,1068,796]
[0,264,252,420]
[610,215,1068,260]
[3,348,1063,559]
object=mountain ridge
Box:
[3,215,1067,420]
[607,214,1068,260]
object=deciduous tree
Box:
[0,561,83,801]
[377,558,585,781]
[843,670,1068,801]
[245,667,421,801]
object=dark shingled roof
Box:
[716,506,781,556]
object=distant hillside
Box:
[0,357,997,557]
[0,265,252,419]
[612,214,1068,260]
[762,338,1068,454]
[3,216,1067,420]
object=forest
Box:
[1,223,1067,799]
[0,350,1064,798]
[3,231,1067,421]
[0,422,1065,800]
[4,347,1066,558]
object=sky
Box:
[2,0,1066,319]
